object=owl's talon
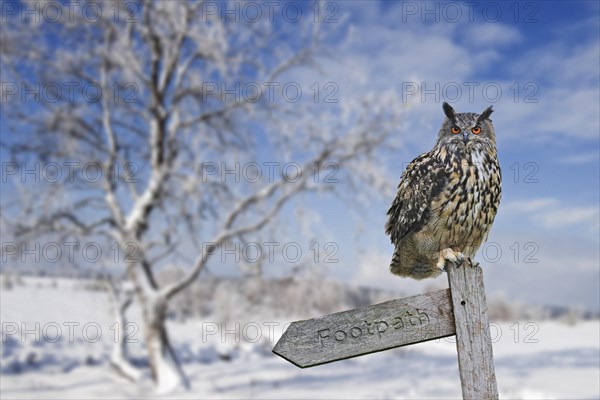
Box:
[468,258,480,268]
[441,248,457,263]
[437,248,465,271]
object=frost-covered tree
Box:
[1,0,402,392]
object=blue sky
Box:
[1,1,598,311]
[286,0,600,311]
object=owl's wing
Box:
[385,152,448,243]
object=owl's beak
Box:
[462,131,469,144]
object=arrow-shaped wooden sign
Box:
[273,263,499,400]
[273,288,455,368]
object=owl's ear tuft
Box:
[477,105,494,124]
[442,102,456,120]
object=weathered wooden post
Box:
[446,262,498,399]
[273,262,498,399]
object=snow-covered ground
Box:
[1,278,599,399]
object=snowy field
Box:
[1,278,599,399]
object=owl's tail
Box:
[389,246,441,280]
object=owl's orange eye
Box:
[472,126,481,134]
[451,126,460,134]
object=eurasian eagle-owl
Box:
[385,102,501,279]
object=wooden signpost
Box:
[273,262,499,400]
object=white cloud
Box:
[502,198,559,213]
[503,198,600,233]
[461,24,522,48]
[535,207,599,231]
[558,152,600,165]
[352,250,391,288]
